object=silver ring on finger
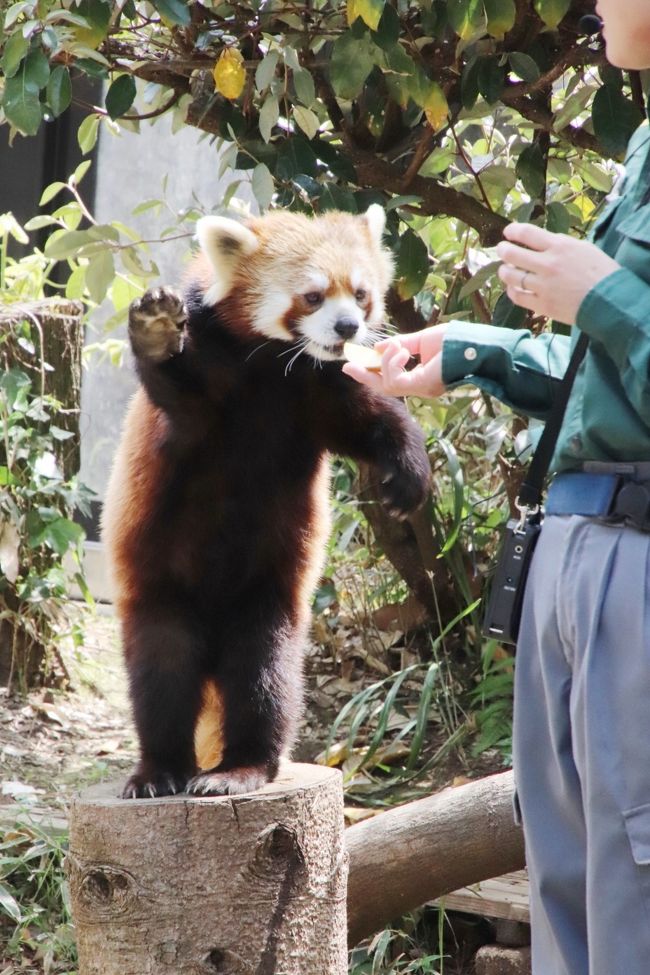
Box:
[520,269,530,291]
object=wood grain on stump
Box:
[67,763,347,975]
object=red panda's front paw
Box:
[186,765,270,796]
[121,769,189,800]
[128,287,187,363]
[380,455,431,520]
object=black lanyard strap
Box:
[516,331,589,511]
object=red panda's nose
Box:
[334,318,359,340]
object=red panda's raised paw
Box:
[128,287,187,363]
[186,765,269,796]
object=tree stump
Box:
[67,763,347,975]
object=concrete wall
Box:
[79,111,253,503]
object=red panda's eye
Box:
[304,292,324,307]
[355,289,368,303]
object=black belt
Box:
[546,462,650,531]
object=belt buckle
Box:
[611,480,650,532]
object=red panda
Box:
[102,205,431,799]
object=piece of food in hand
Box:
[343,341,383,372]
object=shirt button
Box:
[464,347,478,361]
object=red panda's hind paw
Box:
[128,287,187,363]
[121,769,189,800]
[186,765,270,797]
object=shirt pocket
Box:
[623,802,650,906]
[613,205,650,285]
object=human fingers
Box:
[376,325,447,363]
[498,262,538,294]
[495,239,547,274]
[502,222,558,251]
[341,361,386,391]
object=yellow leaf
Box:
[534,0,570,29]
[423,82,449,131]
[213,48,246,101]
[347,0,384,31]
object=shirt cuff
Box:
[442,320,508,387]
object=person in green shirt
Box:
[344,2,650,972]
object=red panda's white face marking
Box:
[195,206,393,364]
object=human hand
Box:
[496,223,621,325]
[341,325,449,398]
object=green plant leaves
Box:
[330,30,378,99]
[534,0,570,28]
[516,142,546,197]
[484,0,516,39]
[151,0,191,26]
[395,229,429,300]
[105,74,137,119]
[47,66,72,118]
[592,84,644,157]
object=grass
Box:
[0,816,76,974]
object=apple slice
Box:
[343,342,382,372]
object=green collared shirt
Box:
[442,120,650,472]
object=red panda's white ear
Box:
[196,216,259,304]
[362,204,386,245]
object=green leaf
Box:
[545,201,571,234]
[259,94,279,143]
[40,518,84,557]
[39,181,67,205]
[447,0,484,40]
[592,84,643,157]
[460,56,480,109]
[516,142,546,198]
[492,291,527,329]
[251,162,274,210]
[395,229,429,300]
[508,52,540,83]
[0,882,22,922]
[23,48,50,89]
[477,56,505,104]
[105,74,136,119]
[2,73,42,136]
[44,228,95,259]
[293,105,319,140]
[1,30,29,78]
[275,136,318,181]
[484,0,516,39]
[330,30,377,100]
[534,0,570,28]
[77,113,100,154]
[46,65,72,117]
[86,249,115,303]
[255,50,279,92]
[293,67,316,108]
[151,0,191,26]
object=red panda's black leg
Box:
[323,386,432,518]
[121,606,203,799]
[187,611,302,796]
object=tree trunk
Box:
[0,298,84,478]
[67,763,348,975]
[0,299,84,689]
[346,770,525,946]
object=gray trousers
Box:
[513,514,650,975]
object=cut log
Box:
[67,763,347,975]
[346,770,525,945]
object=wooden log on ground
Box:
[346,769,525,946]
[67,763,347,975]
